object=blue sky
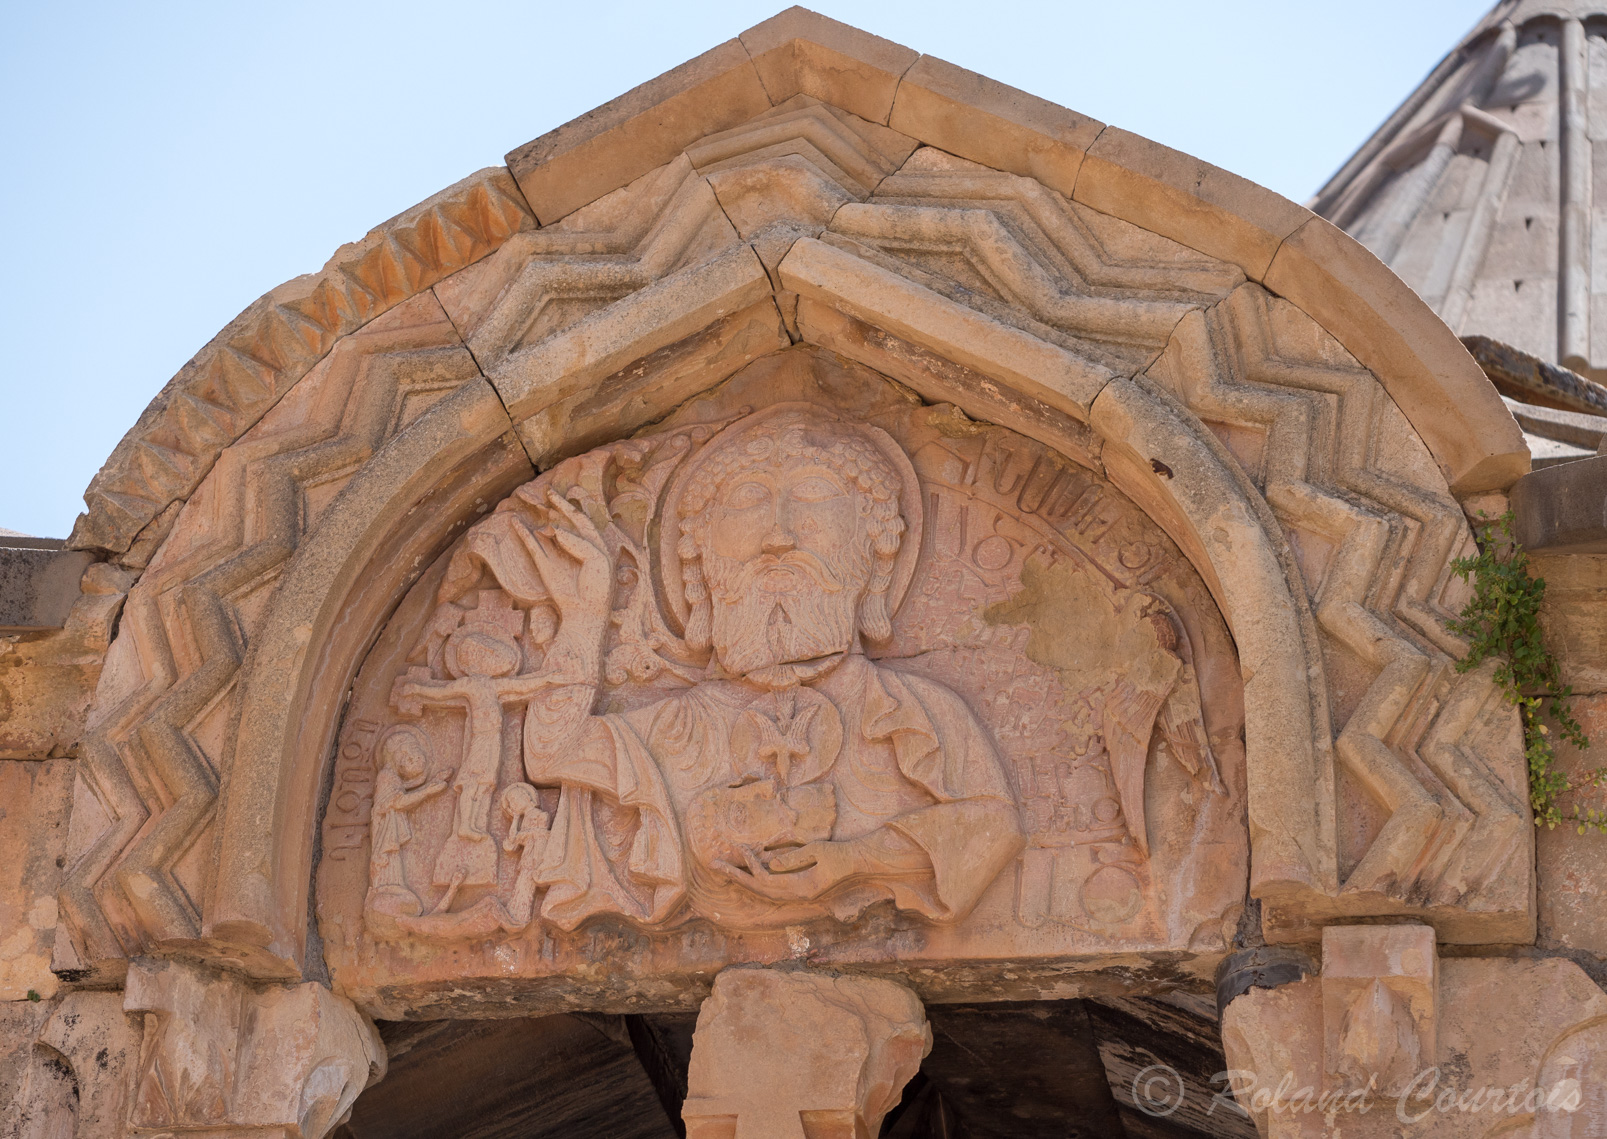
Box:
[1,0,1493,538]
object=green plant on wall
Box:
[1448,511,1607,833]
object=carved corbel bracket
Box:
[682,967,931,1139]
[1221,926,1607,1138]
[123,958,385,1139]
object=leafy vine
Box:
[1448,511,1605,833]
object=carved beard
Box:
[704,549,865,685]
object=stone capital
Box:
[682,968,931,1138]
[123,958,385,1139]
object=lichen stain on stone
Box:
[982,551,1118,692]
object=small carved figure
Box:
[364,726,447,931]
[392,603,549,904]
[396,782,552,939]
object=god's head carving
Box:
[671,405,917,677]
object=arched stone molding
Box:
[55,7,1532,985]
[200,285,1315,979]
[66,9,1524,569]
[207,381,532,976]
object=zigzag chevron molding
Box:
[56,78,1527,983]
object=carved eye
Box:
[724,481,771,510]
[789,476,843,503]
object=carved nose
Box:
[761,526,796,554]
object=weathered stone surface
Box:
[738,7,917,125]
[780,237,1117,419]
[888,55,1102,201]
[2,991,141,1139]
[318,347,1248,1015]
[1264,217,1529,496]
[68,168,532,558]
[488,243,774,424]
[124,957,384,1139]
[1149,284,1528,942]
[1535,554,1607,690]
[1513,454,1607,553]
[0,561,130,759]
[1075,126,1311,281]
[1536,693,1607,964]
[0,540,93,633]
[0,760,72,1001]
[1222,942,1607,1138]
[505,40,770,225]
[1319,924,1436,1098]
[0,998,54,1136]
[209,378,533,977]
[682,968,929,1138]
[56,291,494,983]
[1465,334,1607,416]
[4,33,1559,1139]
[690,95,917,202]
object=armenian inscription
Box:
[316,351,1247,1011]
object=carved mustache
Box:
[715,550,845,597]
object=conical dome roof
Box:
[1315,0,1607,384]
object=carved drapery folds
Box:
[55,10,1530,994]
[316,354,1246,1012]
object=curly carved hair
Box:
[676,410,906,649]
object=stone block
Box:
[1533,553,1607,692]
[506,40,771,225]
[739,7,917,125]
[124,958,384,1139]
[1536,692,1607,961]
[1320,925,1436,1097]
[1073,126,1310,281]
[70,167,532,558]
[489,242,774,423]
[1513,454,1607,553]
[1264,217,1530,496]
[0,760,72,1001]
[0,998,53,1135]
[0,561,130,759]
[0,541,92,633]
[888,55,1102,200]
[778,236,1115,420]
[682,968,930,1138]
[1,992,139,1139]
[1222,954,1607,1137]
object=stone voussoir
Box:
[739,6,919,125]
[68,166,534,559]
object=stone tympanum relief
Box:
[316,349,1247,1014]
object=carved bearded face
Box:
[678,411,905,682]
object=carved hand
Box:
[519,490,611,620]
[392,679,427,719]
[723,840,865,901]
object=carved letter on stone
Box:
[316,351,1248,1014]
[682,968,930,1139]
